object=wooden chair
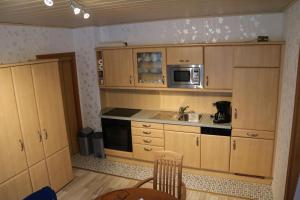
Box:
[134,151,186,200]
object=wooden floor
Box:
[57,168,246,200]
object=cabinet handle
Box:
[43,129,48,140]
[142,131,151,135]
[233,140,236,150]
[37,130,42,142]
[179,59,184,62]
[206,76,209,86]
[162,75,165,84]
[185,59,190,62]
[143,139,152,143]
[142,124,151,128]
[144,147,152,151]
[129,75,132,84]
[19,139,24,151]
[247,133,258,137]
[234,108,238,119]
[196,137,199,146]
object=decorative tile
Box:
[72,154,273,200]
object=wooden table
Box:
[96,188,177,200]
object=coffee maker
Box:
[213,101,231,123]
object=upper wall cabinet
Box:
[204,46,233,90]
[133,48,167,87]
[103,49,134,87]
[234,45,281,67]
[167,47,203,65]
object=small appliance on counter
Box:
[213,101,231,123]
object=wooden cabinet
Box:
[46,147,73,192]
[29,160,50,192]
[0,68,28,184]
[165,131,200,168]
[232,68,279,131]
[230,137,274,177]
[167,47,203,65]
[32,62,69,156]
[133,48,167,87]
[0,170,32,200]
[12,65,45,167]
[103,49,134,87]
[204,46,233,89]
[201,135,230,172]
[133,144,164,161]
[234,45,281,67]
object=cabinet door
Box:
[133,48,167,87]
[103,49,134,87]
[201,135,230,172]
[133,144,164,161]
[32,62,68,156]
[204,46,233,89]
[234,45,281,67]
[167,47,203,65]
[0,170,32,200]
[232,68,279,131]
[29,160,50,192]
[165,131,200,168]
[46,147,73,192]
[230,137,274,177]
[11,65,45,167]
[0,68,28,184]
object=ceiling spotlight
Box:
[44,0,54,6]
[83,12,90,19]
[73,7,81,15]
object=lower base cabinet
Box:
[230,137,274,177]
[165,131,200,168]
[0,170,32,200]
[201,135,230,172]
[46,147,73,192]
[29,160,50,192]
[133,144,164,161]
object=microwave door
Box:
[173,68,192,85]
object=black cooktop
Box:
[103,108,141,117]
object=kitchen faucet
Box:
[178,105,189,120]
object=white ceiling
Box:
[0,0,295,28]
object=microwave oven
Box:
[167,64,204,88]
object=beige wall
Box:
[272,0,300,199]
[101,89,231,114]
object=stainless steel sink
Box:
[151,111,201,122]
[178,113,202,122]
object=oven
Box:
[101,118,132,152]
[167,64,204,88]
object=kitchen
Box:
[0,0,300,200]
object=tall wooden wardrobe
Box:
[0,60,73,200]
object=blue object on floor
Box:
[24,186,57,200]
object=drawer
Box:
[164,124,200,133]
[133,144,164,161]
[131,121,163,130]
[132,127,164,138]
[132,136,164,147]
[232,129,275,140]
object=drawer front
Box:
[132,127,164,138]
[131,121,163,130]
[133,144,164,161]
[132,136,164,147]
[232,129,275,140]
[164,124,200,133]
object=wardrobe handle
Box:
[206,76,209,86]
[234,108,238,119]
[19,139,24,151]
[185,59,190,62]
[196,137,199,146]
[233,140,236,150]
[162,75,165,84]
[129,75,132,84]
[43,129,48,140]
[179,59,184,62]
[37,130,42,142]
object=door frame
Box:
[36,52,82,130]
[285,50,300,199]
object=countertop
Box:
[100,108,231,130]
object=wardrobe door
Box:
[31,62,68,156]
[0,68,28,184]
[12,65,45,166]
[29,160,50,192]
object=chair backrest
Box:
[152,151,184,199]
